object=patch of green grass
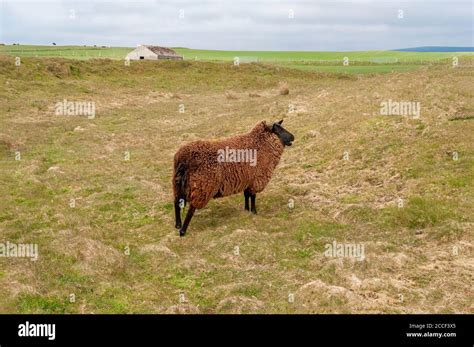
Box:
[293,220,350,249]
[286,64,423,74]
[17,294,68,313]
[57,272,91,286]
[341,194,361,204]
[232,285,262,298]
[312,221,350,237]
[173,48,465,63]
[380,196,458,229]
[446,174,471,188]
[169,271,199,290]
[345,197,460,232]
[92,288,131,313]
[318,295,348,310]
[162,202,174,212]
[295,248,312,258]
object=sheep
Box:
[172,120,295,236]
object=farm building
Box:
[125,45,183,61]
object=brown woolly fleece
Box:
[173,121,285,209]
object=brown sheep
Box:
[173,120,295,236]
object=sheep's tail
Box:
[173,161,188,207]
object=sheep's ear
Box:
[278,119,283,125]
[271,123,278,133]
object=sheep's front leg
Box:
[174,198,182,229]
[244,188,251,211]
[179,205,196,237]
[250,193,257,215]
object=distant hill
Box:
[394,46,473,52]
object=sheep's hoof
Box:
[251,209,257,215]
[179,229,186,237]
[175,223,182,229]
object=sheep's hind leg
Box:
[174,198,182,229]
[179,205,196,237]
[244,188,251,211]
[250,193,257,215]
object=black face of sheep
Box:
[271,120,295,146]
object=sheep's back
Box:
[175,138,258,200]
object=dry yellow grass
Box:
[0,56,472,313]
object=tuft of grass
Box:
[278,81,289,95]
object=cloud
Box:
[1,0,472,50]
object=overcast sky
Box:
[1,0,472,51]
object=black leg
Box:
[250,193,257,214]
[244,188,250,211]
[174,198,182,229]
[179,205,196,237]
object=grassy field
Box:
[1,45,471,74]
[285,64,424,74]
[0,55,472,313]
[0,45,132,60]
